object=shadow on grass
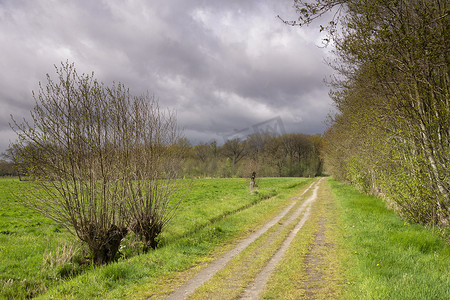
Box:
[159,191,277,247]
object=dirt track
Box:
[165,178,329,299]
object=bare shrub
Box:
[11,62,184,263]
[118,98,185,252]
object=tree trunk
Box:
[89,225,128,265]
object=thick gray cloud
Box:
[0,0,334,153]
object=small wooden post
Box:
[250,171,256,193]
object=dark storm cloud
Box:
[0,0,334,153]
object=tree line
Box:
[2,132,324,179]
[291,0,449,225]
[0,158,16,176]
[181,133,323,178]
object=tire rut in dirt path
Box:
[299,179,343,300]
[302,216,327,299]
[165,179,319,300]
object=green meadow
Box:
[1,177,449,299]
[0,177,311,299]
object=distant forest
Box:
[181,133,323,178]
[1,132,323,179]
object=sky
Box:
[0,0,335,154]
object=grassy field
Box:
[1,177,449,299]
[0,178,75,298]
[0,176,311,299]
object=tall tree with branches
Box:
[289,0,449,224]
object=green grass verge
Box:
[329,178,450,299]
[0,177,312,299]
